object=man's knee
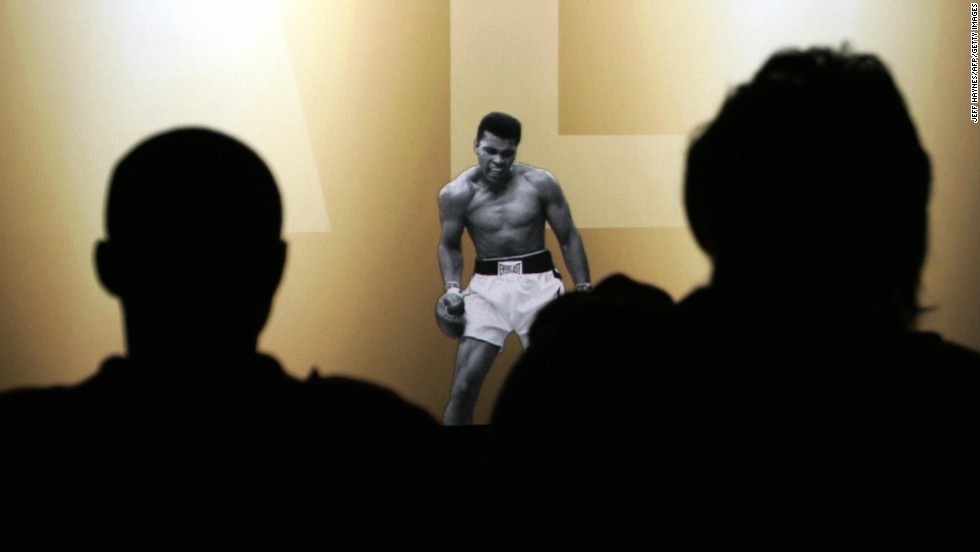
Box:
[454,356,492,387]
[454,341,498,385]
[458,338,500,362]
[450,377,480,400]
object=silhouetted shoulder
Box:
[0,382,76,412]
[0,383,80,476]
[302,371,439,430]
[902,331,980,395]
[0,371,97,428]
[291,372,443,547]
[909,331,980,364]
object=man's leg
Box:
[443,337,501,425]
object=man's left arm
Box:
[539,172,591,291]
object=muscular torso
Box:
[455,165,548,259]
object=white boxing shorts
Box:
[462,250,564,349]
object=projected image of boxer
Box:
[436,112,591,425]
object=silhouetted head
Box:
[96,128,286,361]
[685,47,930,326]
[476,112,522,145]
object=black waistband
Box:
[474,250,554,275]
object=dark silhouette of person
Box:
[487,275,674,550]
[488,48,980,549]
[0,128,442,548]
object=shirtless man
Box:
[438,112,591,425]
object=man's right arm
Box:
[438,183,468,296]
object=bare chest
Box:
[465,183,544,233]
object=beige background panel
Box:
[5,0,329,234]
[560,0,944,136]
[0,3,123,389]
[560,0,721,135]
[915,3,980,351]
[451,0,558,171]
[556,136,687,227]
[257,0,454,409]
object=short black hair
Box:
[685,47,930,321]
[107,127,282,246]
[476,112,522,144]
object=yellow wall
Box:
[1,1,978,424]
[268,0,454,413]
